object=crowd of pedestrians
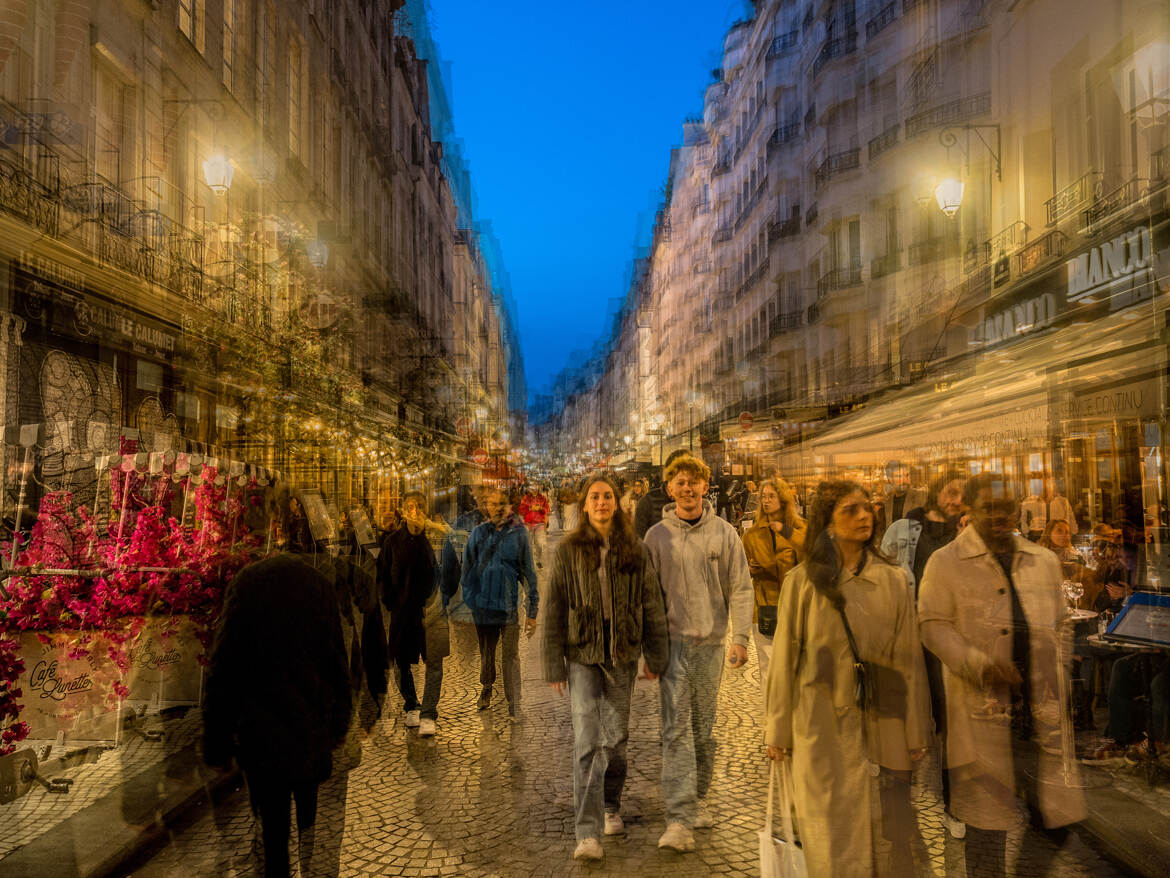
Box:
[202,451,1151,877]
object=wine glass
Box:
[1062,579,1084,609]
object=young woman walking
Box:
[542,473,670,861]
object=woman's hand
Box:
[909,748,927,763]
[766,746,791,761]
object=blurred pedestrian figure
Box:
[619,478,645,520]
[881,470,968,838]
[634,449,691,538]
[543,473,670,861]
[518,484,551,569]
[203,553,352,878]
[461,487,539,718]
[741,477,806,680]
[919,473,1085,876]
[560,481,581,532]
[764,480,930,878]
[643,454,753,851]
[379,492,448,738]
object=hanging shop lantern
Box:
[934,177,964,217]
[202,154,234,194]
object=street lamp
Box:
[934,177,965,217]
[202,154,234,194]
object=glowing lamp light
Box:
[202,154,234,193]
[306,239,329,268]
[934,177,964,217]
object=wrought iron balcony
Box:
[693,260,712,275]
[866,3,898,39]
[904,92,991,139]
[871,252,901,279]
[713,226,732,244]
[868,126,899,160]
[805,202,819,227]
[1083,177,1147,230]
[769,310,805,336]
[814,148,861,188]
[984,220,1028,260]
[817,266,863,296]
[812,33,858,78]
[768,30,799,58]
[1015,229,1067,276]
[0,154,59,236]
[712,154,731,176]
[908,236,958,266]
[767,209,801,245]
[768,123,801,157]
[1045,171,1101,225]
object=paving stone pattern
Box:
[124,537,1125,878]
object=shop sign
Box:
[124,617,204,709]
[1056,376,1163,422]
[15,632,122,744]
[977,292,1058,346]
[1066,224,1153,307]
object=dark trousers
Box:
[246,774,320,878]
[475,622,520,707]
[395,654,444,719]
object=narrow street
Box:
[118,534,1124,878]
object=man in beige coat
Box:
[918,473,1085,876]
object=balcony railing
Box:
[817,266,863,296]
[768,122,801,157]
[1045,171,1101,225]
[804,103,816,131]
[868,126,899,160]
[768,209,801,245]
[693,260,712,275]
[713,226,732,244]
[812,33,858,78]
[736,257,770,300]
[769,310,805,336]
[733,179,769,231]
[0,154,59,236]
[904,92,991,138]
[1155,146,1169,183]
[1083,177,1147,230]
[871,251,901,279]
[866,3,898,39]
[814,148,861,187]
[908,236,958,266]
[805,202,819,227]
[807,301,822,324]
[712,154,731,176]
[984,220,1028,260]
[768,30,799,58]
[1015,229,1067,276]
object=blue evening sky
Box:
[427,1,754,402]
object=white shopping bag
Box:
[759,760,807,878]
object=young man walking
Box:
[461,487,539,718]
[643,454,754,851]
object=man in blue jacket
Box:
[460,487,539,718]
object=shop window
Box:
[176,392,201,423]
[136,360,163,394]
[216,404,238,431]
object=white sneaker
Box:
[603,812,624,835]
[418,717,436,737]
[404,710,421,727]
[944,812,967,839]
[657,822,695,852]
[573,837,604,861]
[695,802,714,829]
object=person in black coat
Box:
[378,491,445,733]
[203,553,352,878]
[633,449,692,538]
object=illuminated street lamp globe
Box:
[934,177,965,217]
[202,154,234,194]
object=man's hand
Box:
[550,681,566,695]
[983,658,1022,688]
[524,616,537,636]
[1105,582,1127,600]
[766,745,791,761]
[909,747,927,763]
[728,643,748,668]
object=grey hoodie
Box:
[643,500,754,646]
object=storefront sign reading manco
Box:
[1066,224,1159,310]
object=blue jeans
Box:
[568,660,638,841]
[659,639,724,827]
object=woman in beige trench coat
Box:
[918,474,1085,874]
[764,480,930,878]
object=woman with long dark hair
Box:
[763,480,929,877]
[542,473,670,862]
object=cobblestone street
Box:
[112,540,1126,878]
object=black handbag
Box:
[835,603,876,711]
[757,604,778,637]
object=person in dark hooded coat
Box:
[202,552,352,878]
